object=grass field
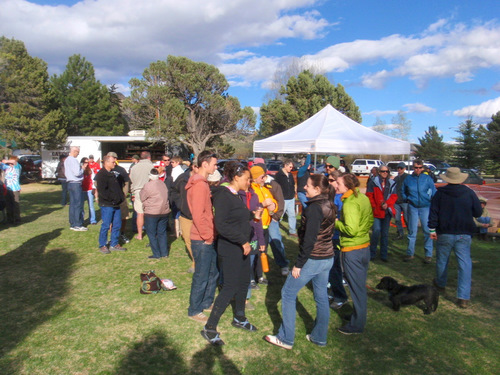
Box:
[0,183,499,375]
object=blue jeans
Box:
[82,190,96,224]
[476,217,490,234]
[99,206,121,247]
[406,205,433,257]
[268,219,289,268]
[188,240,219,316]
[144,215,169,258]
[59,179,68,205]
[277,258,333,346]
[370,215,391,260]
[68,182,83,228]
[328,245,348,303]
[394,202,408,236]
[435,234,472,300]
[297,192,308,209]
[282,199,297,234]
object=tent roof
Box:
[253,104,411,155]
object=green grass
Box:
[0,183,499,375]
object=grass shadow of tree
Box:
[19,190,64,224]
[0,229,76,374]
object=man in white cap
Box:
[428,167,482,309]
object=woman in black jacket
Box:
[265,174,336,349]
[201,161,257,346]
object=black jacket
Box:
[94,168,124,207]
[296,194,335,268]
[274,169,296,200]
[428,184,482,235]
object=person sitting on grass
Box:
[474,197,493,241]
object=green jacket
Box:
[336,189,374,252]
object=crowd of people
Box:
[1,149,492,349]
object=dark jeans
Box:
[144,215,169,258]
[5,190,21,223]
[99,206,121,247]
[59,179,68,205]
[188,240,219,316]
[370,215,391,260]
[206,239,250,329]
[328,244,348,303]
[267,220,289,268]
[68,182,83,228]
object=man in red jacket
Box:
[366,166,397,262]
[186,151,219,323]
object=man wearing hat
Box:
[474,197,493,240]
[428,167,482,309]
[324,156,340,175]
[88,155,101,175]
[393,162,409,240]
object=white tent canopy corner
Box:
[253,104,411,155]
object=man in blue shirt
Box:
[401,159,436,263]
[64,146,88,231]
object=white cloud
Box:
[403,103,436,113]
[0,0,328,84]
[363,109,399,117]
[251,106,261,115]
[453,96,500,119]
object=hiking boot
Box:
[189,312,208,323]
[457,299,469,309]
[423,256,432,264]
[109,245,127,251]
[264,335,292,350]
[99,246,111,254]
[403,255,414,262]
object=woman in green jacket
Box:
[335,173,373,334]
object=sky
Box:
[1,0,500,143]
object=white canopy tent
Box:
[253,104,411,155]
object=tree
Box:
[389,111,412,141]
[453,118,482,169]
[125,56,256,158]
[259,70,361,137]
[485,111,500,170]
[415,126,448,160]
[0,36,66,151]
[51,54,126,136]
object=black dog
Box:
[376,276,439,315]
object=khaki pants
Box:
[179,216,194,266]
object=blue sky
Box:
[1,0,499,143]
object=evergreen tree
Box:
[485,111,500,170]
[415,126,448,160]
[453,118,482,169]
[0,36,66,151]
[260,70,361,137]
[51,54,126,136]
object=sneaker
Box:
[281,267,290,276]
[403,255,414,262]
[432,278,446,293]
[423,256,432,264]
[120,234,130,244]
[232,318,258,331]
[306,334,326,347]
[457,299,469,309]
[99,246,111,254]
[201,329,225,346]
[330,300,347,310]
[337,326,362,335]
[77,226,88,231]
[264,335,292,350]
[189,312,208,323]
[109,245,127,251]
[258,277,269,285]
[250,280,259,290]
[70,227,79,231]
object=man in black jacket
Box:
[393,162,409,240]
[274,159,297,237]
[428,167,482,309]
[94,155,127,254]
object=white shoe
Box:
[264,335,292,350]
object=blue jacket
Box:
[401,172,436,208]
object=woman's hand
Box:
[259,245,266,252]
[242,242,251,255]
[292,266,301,279]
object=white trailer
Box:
[41,135,165,179]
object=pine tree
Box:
[415,126,448,160]
[453,119,482,169]
[0,36,66,151]
[50,54,126,136]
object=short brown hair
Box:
[197,151,216,168]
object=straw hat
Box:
[440,167,468,184]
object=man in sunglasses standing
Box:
[401,160,436,263]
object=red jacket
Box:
[366,176,397,219]
[186,173,215,243]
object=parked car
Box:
[266,160,283,176]
[351,159,384,175]
[435,168,485,185]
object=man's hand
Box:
[430,232,438,240]
[292,266,301,279]
[242,242,251,255]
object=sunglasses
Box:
[325,164,333,168]
[414,166,423,169]
[163,158,170,162]
[379,170,389,173]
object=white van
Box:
[351,159,384,175]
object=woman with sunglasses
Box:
[366,166,397,261]
[201,161,257,346]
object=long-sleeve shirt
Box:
[63,156,83,182]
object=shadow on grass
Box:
[0,229,76,374]
[114,330,241,375]
[18,190,63,225]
